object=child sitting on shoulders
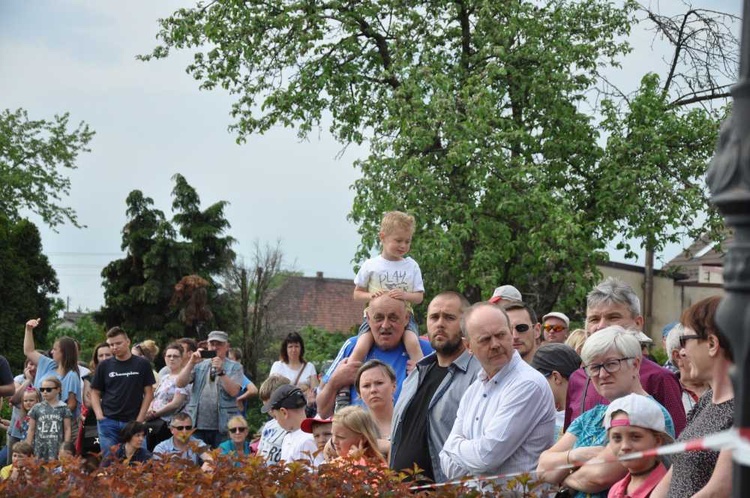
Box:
[605,393,674,498]
[344,211,425,409]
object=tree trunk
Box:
[643,246,654,337]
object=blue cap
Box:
[662,321,679,338]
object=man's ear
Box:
[707,334,720,357]
[551,371,565,385]
[634,315,645,330]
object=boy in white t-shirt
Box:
[266,385,317,466]
[257,375,291,465]
[349,211,424,372]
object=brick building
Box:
[264,272,364,338]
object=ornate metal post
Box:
[706,2,750,495]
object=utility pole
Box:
[706,2,750,494]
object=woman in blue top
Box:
[22,319,81,426]
[219,415,253,462]
[537,326,674,498]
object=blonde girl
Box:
[331,406,385,464]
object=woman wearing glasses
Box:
[219,415,253,459]
[652,296,733,498]
[536,326,675,498]
[145,343,190,449]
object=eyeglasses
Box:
[171,425,193,431]
[583,357,633,377]
[39,387,57,393]
[543,324,566,333]
[679,334,701,348]
[514,324,531,333]
[228,427,248,434]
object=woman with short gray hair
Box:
[537,326,675,498]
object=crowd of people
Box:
[0,211,736,497]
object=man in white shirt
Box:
[439,303,556,481]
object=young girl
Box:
[14,387,41,442]
[25,376,73,461]
[604,394,674,498]
[331,406,386,464]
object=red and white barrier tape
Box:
[409,427,750,491]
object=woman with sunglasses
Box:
[652,296,733,498]
[219,415,253,459]
[537,326,675,498]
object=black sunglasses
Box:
[514,323,531,333]
[229,427,248,434]
[39,387,57,393]
[679,334,701,348]
[171,425,193,431]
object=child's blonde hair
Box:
[332,406,385,462]
[380,211,415,236]
[259,374,291,402]
[565,328,586,355]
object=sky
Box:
[0,0,742,312]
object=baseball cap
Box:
[662,321,679,339]
[604,393,674,443]
[207,330,229,343]
[300,416,333,434]
[634,331,654,345]
[489,285,522,303]
[542,312,570,327]
[531,343,581,379]
[261,385,307,413]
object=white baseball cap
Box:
[489,285,522,303]
[604,393,674,443]
[542,312,570,327]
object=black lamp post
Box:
[706,3,750,495]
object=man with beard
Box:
[389,292,481,483]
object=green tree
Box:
[98,174,235,343]
[0,215,59,370]
[0,108,94,229]
[139,1,727,315]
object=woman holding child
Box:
[652,296,734,498]
[537,326,675,498]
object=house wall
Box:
[597,264,723,343]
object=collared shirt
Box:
[153,436,207,465]
[608,462,667,498]
[439,351,556,480]
[390,348,481,482]
[564,357,686,436]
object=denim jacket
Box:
[390,349,481,482]
[183,358,243,433]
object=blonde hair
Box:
[227,415,248,428]
[259,374,291,402]
[134,339,160,362]
[380,211,415,236]
[565,328,587,355]
[332,406,385,462]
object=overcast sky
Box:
[0,0,741,311]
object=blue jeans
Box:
[97,417,147,457]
